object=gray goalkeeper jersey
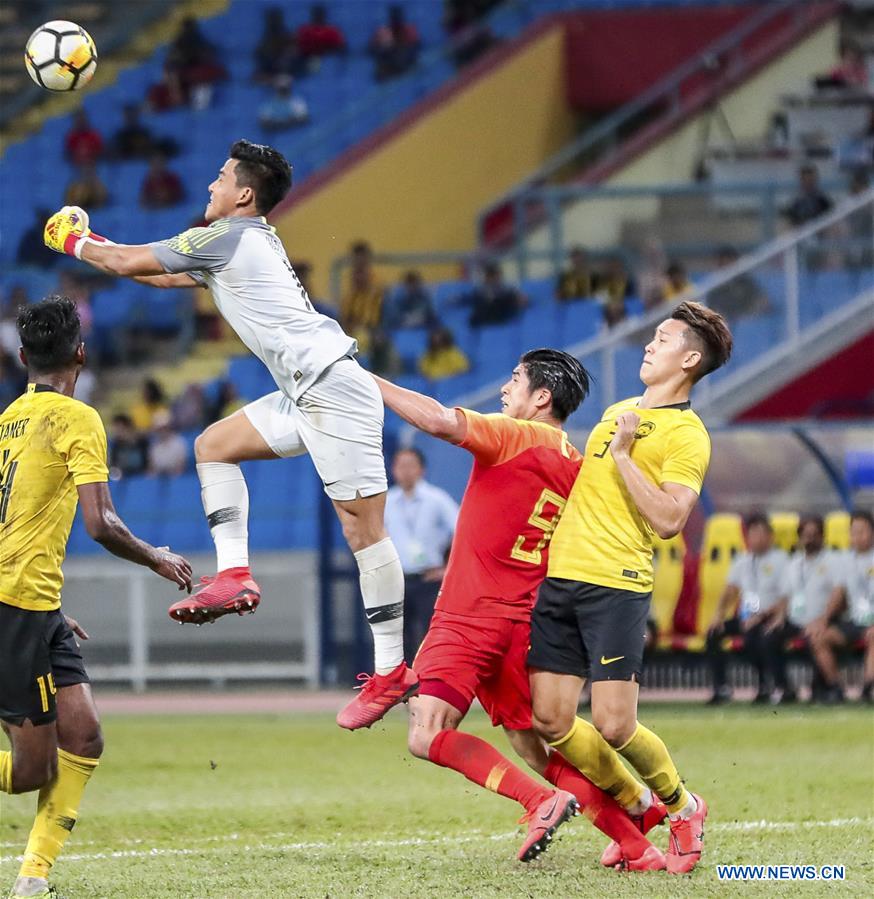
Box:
[151,216,355,400]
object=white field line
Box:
[1,817,871,863]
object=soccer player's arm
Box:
[61,406,193,590]
[611,415,708,539]
[372,374,467,443]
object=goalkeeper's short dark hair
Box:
[17,295,82,373]
[520,348,591,422]
[230,139,292,214]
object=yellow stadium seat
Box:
[769,511,799,553]
[651,532,685,636]
[824,510,850,550]
[696,513,744,635]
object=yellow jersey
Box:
[0,384,108,612]
[548,396,710,593]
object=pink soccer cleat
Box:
[601,795,668,868]
[336,662,419,730]
[517,790,579,862]
[168,567,260,624]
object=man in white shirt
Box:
[706,513,789,704]
[763,515,837,703]
[385,448,458,662]
[806,509,874,703]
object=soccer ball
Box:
[25,21,97,92]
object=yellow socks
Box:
[0,750,12,793]
[549,717,646,811]
[616,722,690,814]
[18,749,99,881]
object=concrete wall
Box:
[523,20,840,273]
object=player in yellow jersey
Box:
[0,297,192,899]
[527,301,733,875]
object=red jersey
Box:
[437,409,582,621]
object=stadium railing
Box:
[440,186,874,428]
[476,0,836,248]
[484,178,847,280]
[61,553,321,691]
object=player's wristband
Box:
[64,230,115,259]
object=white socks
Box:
[669,793,698,821]
[629,788,654,817]
[354,538,405,674]
[197,462,250,571]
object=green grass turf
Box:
[1,703,872,898]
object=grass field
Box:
[1,702,872,898]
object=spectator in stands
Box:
[140,153,185,209]
[707,246,769,322]
[258,76,310,131]
[841,170,874,269]
[167,16,227,110]
[385,447,459,662]
[555,245,595,301]
[210,380,245,421]
[636,236,668,310]
[594,256,634,327]
[293,260,333,317]
[819,40,869,90]
[148,410,188,477]
[340,241,384,345]
[112,103,154,159]
[16,207,60,268]
[172,383,208,432]
[0,350,26,412]
[369,5,421,82]
[64,109,103,166]
[706,513,790,705]
[662,261,695,303]
[369,328,405,377]
[782,164,833,228]
[64,162,109,209]
[0,288,25,358]
[463,262,526,327]
[418,326,470,380]
[762,515,837,704]
[130,378,170,432]
[111,103,176,160]
[806,510,874,704]
[253,6,305,84]
[297,4,347,65]
[445,0,498,68]
[147,63,187,112]
[383,270,437,329]
[109,413,148,480]
[56,272,93,338]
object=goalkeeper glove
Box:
[44,206,114,258]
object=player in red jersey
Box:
[373,350,666,869]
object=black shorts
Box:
[528,578,650,682]
[0,604,89,727]
[835,620,869,646]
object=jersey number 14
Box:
[0,449,18,524]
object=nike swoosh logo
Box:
[539,798,559,822]
[600,655,625,665]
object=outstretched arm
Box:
[372,374,467,443]
[78,240,166,278]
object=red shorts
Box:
[413,608,532,730]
